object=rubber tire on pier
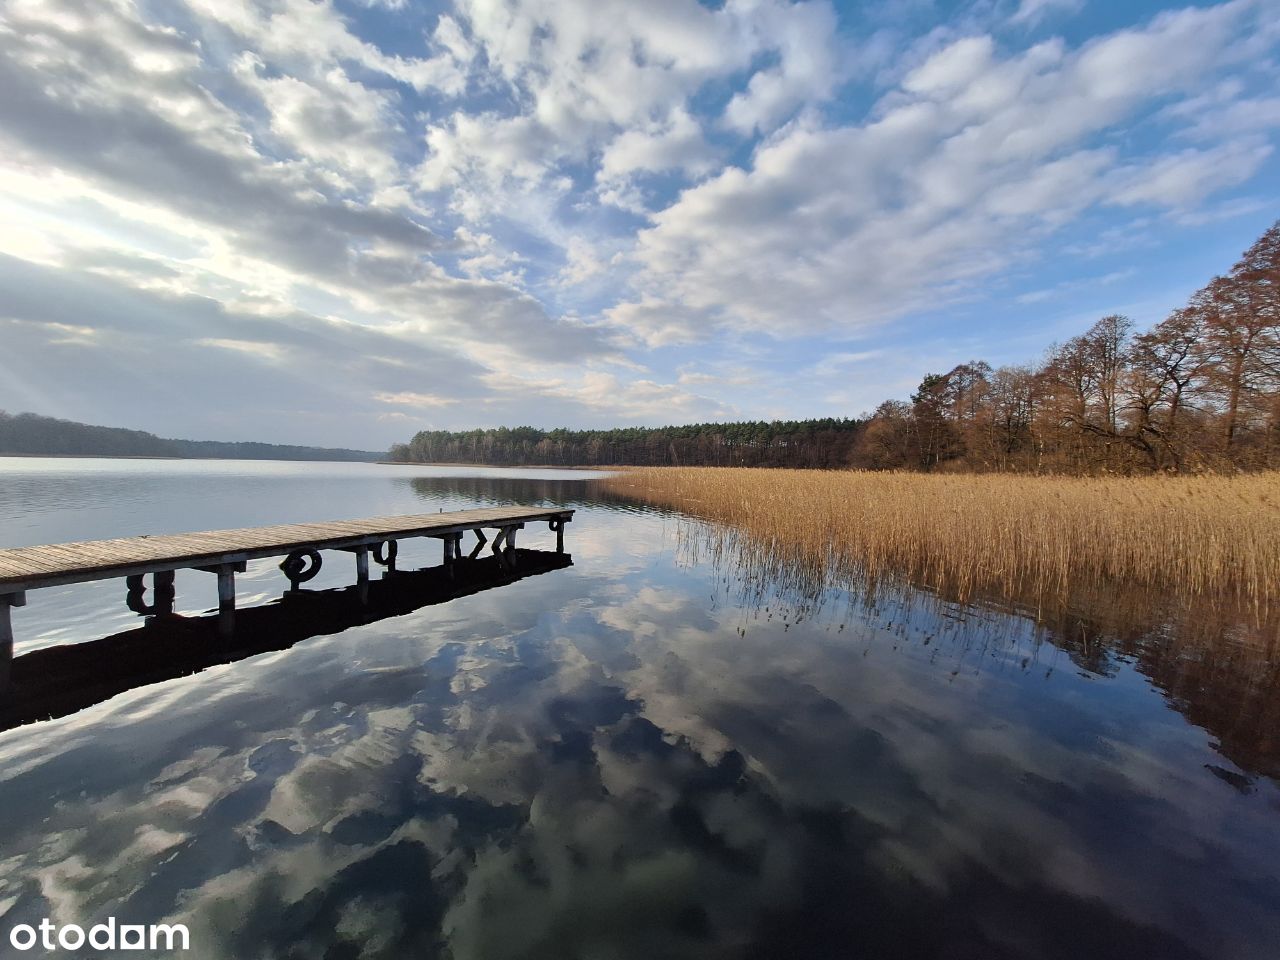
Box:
[280,549,323,590]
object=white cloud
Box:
[418,113,560,195]
[1174,95,1280,141]
[555,237,607,287]
[185,0,469,94]
[417,0,845,222]
[233,55,405,190]
[1107,139,1273,208]
[598,108,718,183]
[372,391,458,407]
[613,0,1277,344]
[196,337,288,363]
[1009,0,1085,27]
[722,0,843,134]
[902,36,996,95]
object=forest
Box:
[388,418,864,468]
[393,221,1280,474]
[0,412,380,462]
[857,222,1280,473]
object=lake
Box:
[0,458,1276,959]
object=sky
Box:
[1,0,1279,450]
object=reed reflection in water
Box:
[674,515,1280,785]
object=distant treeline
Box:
[392,220,1280,474]
[0,412,380,462]
[389,419,865,468]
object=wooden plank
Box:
[0,507,573,591]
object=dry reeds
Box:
[599,468,1280,615]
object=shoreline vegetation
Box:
[599,467,1280,624]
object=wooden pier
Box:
[0,506,573,679]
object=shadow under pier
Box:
[0,548,572,733]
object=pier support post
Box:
[355,546,369,604]
[337,546,373,601]
[438,533,464,579]
[468,529,488,560]
[217,568,236,637]
[491,524,522,569]
[1,592,25,693]
[549,517,566,553]
[197,562,246,638]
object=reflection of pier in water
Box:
[0,548,572,733]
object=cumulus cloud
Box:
[599,109,718,182]
[721,0,843,134]
[613,0,1280,344]
[232,54,406,191]
[0,0,441,282]
[416,0,844,220]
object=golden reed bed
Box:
[599,468,1280,617]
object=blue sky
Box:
[0,0,1278,448]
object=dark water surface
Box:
[0,458,1276,959]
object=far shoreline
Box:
[0,452,612,470]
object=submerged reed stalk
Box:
[599,468,1280,615]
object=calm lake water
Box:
[0,458,1277,959]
